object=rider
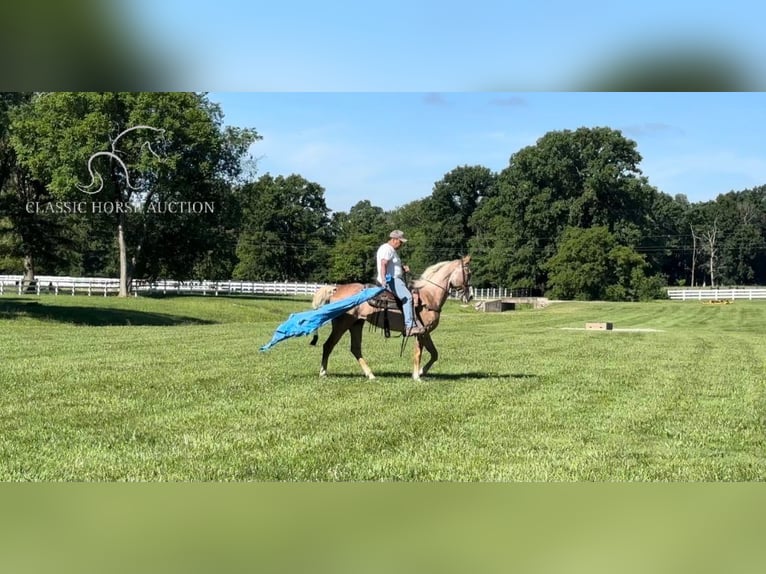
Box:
[376,230,425,337]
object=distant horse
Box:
[312,256,472,380]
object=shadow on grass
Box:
[0,299,214,326]
[141,292,310,303]
[319,371,537,381]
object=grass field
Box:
[1,293,764,481]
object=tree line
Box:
[2,92,765,300]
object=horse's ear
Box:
[462,255,471,264]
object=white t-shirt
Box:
[376,242,403,284]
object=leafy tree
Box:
[422,165,496,261]
[471,127,655,291]
[546,227,616,300]
[709,187,766,285]
[10,92,259,294]
[329,200,387,282]
[1,92,79,282]
[234,174,332,281]
[546,226,665,301]
[387,198,432,275]
[639,191,689,286]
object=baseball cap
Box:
[389,230,408,242]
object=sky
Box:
[126,0,766,91]
[87,2,766,214]
[207,92,766,214]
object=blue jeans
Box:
[387,276,415,329]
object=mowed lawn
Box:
[1,294,764,481]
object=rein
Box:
[416,260,470,313]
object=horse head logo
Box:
[77,125,166,195]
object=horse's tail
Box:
[309,285,336,346]
[312,285,336,309]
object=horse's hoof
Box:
[319,370,327,377]
[367,374,376,380]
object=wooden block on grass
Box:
[586,322,613,330]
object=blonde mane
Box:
[413,260,455,289]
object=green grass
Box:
[1,294,764,481]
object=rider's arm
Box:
[378,259,389,286]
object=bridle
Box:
[454,258,472,303]
[417,258,472,311]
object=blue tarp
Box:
[260,286,385,351]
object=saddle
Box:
[367,284,421,311]
[367,284,422,339]
[368,287,399,310]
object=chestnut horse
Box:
[313,256,472,380]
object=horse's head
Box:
[449,255,473,303]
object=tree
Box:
[10,92,259,295]
[471,127,655,292]
[422,165,496,261]
[701,218,719,288]
[708,187,766,285]
[687,200,723,287]
[546,226,664,301]
[387,198,431,275]
[690,223,700,287]
[1,92,79,283]
[546,227,617,300]
[329,200,387,282]
[639,191,688,286]
[234,174,332,281]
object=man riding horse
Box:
[314,252,473,380]
[375,230,425,337]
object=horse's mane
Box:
[413,260,455,288]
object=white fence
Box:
[6,277,766,302]
[1,275,123,296]
[0,275,520,300]
[472,287,514,300]
[0,275,326,298]
[667,288,766,301]
[139,279,327,297]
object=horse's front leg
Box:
[412,335,425,380]
[417,333,438,378]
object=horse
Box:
[312,255,472,380]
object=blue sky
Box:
[127,0,765,90]
[207,92,766,214]
[118,2,766,213]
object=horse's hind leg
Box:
[349,320,375,380]
[320,318,348,377]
